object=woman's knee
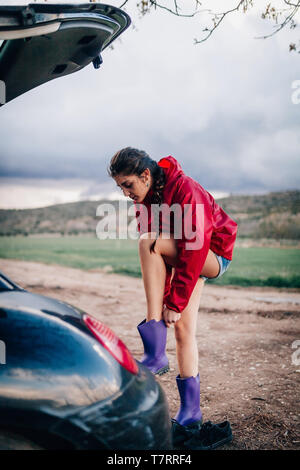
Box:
[138,232,158,253]
[174,320,195,344]
[138,232,177,260]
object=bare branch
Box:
[174,0,179,16]
[194,0,246,44]
[119,1,129,8]
[147,0,201,18]
[120,1,299,53]
[283,1,300,7]
[255,2,299,40]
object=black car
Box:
[0,2,172,450]
[0,271,172,450]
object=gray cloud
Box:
[0,1,299,196]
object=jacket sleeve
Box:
[164,182,213,313]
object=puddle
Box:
[252,296,300,305]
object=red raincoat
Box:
[134,156,238,313]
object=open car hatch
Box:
[0,3,131,104]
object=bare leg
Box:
[138,232,177,321]
[138,230,219,350]
[174,277,205,378]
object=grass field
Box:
[0,236,299,288]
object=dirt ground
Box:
[1,258,299,450]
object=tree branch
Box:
[194,0,246,44]
[147,0,201,18]
[118,1,299,53]
[119,1,129,8]
[255,2,299,40]
[283,1,300,7]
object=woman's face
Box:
[114,169,151,203]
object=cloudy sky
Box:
[0,0,299,208]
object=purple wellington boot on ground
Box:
[174,374,203,426]
[171,374,203,448]
[137,319,169,375]
[172,374,233,450]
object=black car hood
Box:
[0,3,130,104]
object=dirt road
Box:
[1,259,299,450]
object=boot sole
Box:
[155,365,170,376]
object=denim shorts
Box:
[200,253,232,282]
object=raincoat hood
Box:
[142,156,184,204]
[158,156,184,180]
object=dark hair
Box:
[108,147,166,252]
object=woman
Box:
[108,147,238,449]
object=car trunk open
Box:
[0,3,130,104]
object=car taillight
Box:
[82,314,138,375]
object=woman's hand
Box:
[162,306,181,328]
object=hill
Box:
[218,190,300,239]
[0,190,299,239]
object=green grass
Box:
[0,236,299,288]
[211,246,300,287]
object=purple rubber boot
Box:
[137,319,169,375]
[173,374,203,426]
